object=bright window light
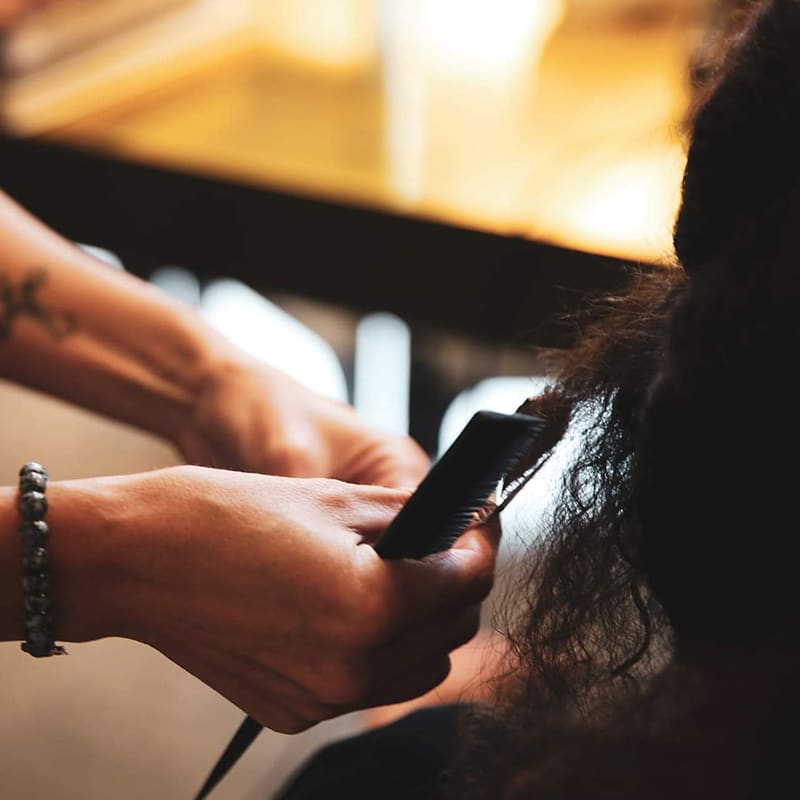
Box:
[353,311,411,435]
[200,278,348,403]
[76,243,124,269]
[149,265,201,306]
[438,375,548,456]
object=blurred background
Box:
[1,0,704,260]
[0,0,744,797]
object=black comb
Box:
[375,410,546,558]
[193,409,545,800]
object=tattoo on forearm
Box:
[0,270,76,340]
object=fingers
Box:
[401,516,501,610]
[363,654,453,709]
[333,484,412,535]
[385,604,483,667]
[379,438,431,490]
[449,513,502,569]
[361,605,483,707]
[355,517,499,658]
[342,433,431,490]
[151,529,494,733]
[364,520,501,709]
[161,599,484,733]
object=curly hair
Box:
[441,2,800,797]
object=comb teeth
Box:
[375,410,546,560]
[430,457,516,540]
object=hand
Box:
[76,466,499,733]
[177,356,430,488]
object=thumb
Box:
[382,516,501,618]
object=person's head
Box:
[505,0,800,669]
[637,0,800,647]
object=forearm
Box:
[0,190,236,442]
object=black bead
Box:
[19,462,48,478]
[25,612,47,632]
[17,463,61,658]
[19,491,47,520]
[22,574,49,594]
[19,471,47,493]
[23,547,48,573]
[25,594,50,614]
[19,520,48,549]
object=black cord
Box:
[194,715,263,800]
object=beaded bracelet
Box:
[18,462,67,657]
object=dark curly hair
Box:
[441,2,800,797]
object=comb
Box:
[375,410,545,558]
[193,409,546,800]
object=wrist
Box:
[174,350,273,465]
[0,473,156,646]
[124,298,241,444]
[155,309,253,448]
[46,476,137,642]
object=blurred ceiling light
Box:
[382,0,565,205]
[255,0,378,71]
[420,0,565,80]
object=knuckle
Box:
[266,438,316,476]
[318,481,355,514]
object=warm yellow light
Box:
[536,145,687,263]
[254,0,378,71]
